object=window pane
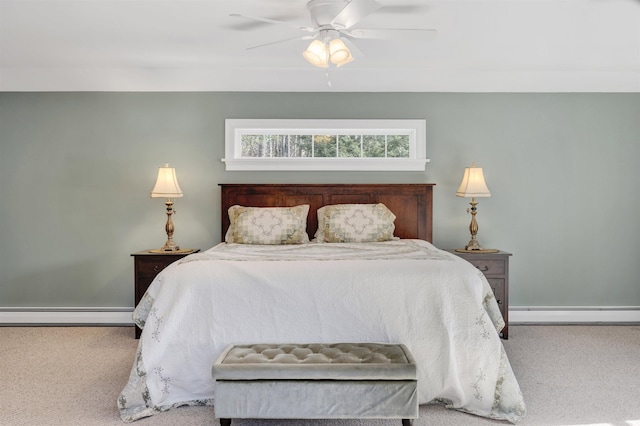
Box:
[258,134,287,157]
[363,135,386,158]
[289,135,312,158]
[272,135,288,157]
[263,135,275,157]
[313,135,337,157]
[241,135,264,157]
[338,135,361,158]
[386,135,410,158]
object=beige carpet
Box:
[1,325,639,426]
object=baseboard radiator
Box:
[510,306,640,324]
[1,307,639,326]
[0,308,134,325]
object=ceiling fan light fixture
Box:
[329,38,352,66]
[234,1,438,73]
[303,39,329,68]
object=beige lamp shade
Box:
[456,163,491,198]
[150,163,183,198]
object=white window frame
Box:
[222,119,429,171]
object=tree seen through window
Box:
[240,132,410,159]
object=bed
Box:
[118,183,526,423]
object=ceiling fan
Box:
[231,0,437,68]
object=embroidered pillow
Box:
[315,203,396,243]
[226,205,310,245]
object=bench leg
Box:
[402,419,412,426]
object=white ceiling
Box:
[1,0,639,92]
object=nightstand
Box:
[446,249,511,339]
[131,249,199,338]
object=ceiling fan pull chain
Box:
[325,70,332,87]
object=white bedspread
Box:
[118,240,525,423]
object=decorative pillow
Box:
[226,205,310,245]
[315,203,396,243]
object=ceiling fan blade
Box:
[341,35,366,58]
[230,13,314,32]
[330,0,382,29]
[246,35,316,51]
[377,5,430,14]
[347,28,438,41]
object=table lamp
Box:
[150,162,183,252]
[455,162,498,253]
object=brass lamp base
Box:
[151,198,182,253]
[157,239,180,251]
[458,197,498,254]
[455,247,499,254]
[149,247,195,254]
[456,235,499,253]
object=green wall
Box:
[1,92,639,308]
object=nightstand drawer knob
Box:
[496,299,503,305]
[153,265,162,272]
[476,265,489,272]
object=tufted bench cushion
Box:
[212,343,418,425]
[213,343,417,381]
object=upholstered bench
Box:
[212,343,418,426]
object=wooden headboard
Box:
[220,184,434,242]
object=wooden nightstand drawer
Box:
[464,258,505,275]
[137,260,174,277]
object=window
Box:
[223,119,429,171]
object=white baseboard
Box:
[510,306,640,324]
[1,307,639,326]
[0,308,134,325]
